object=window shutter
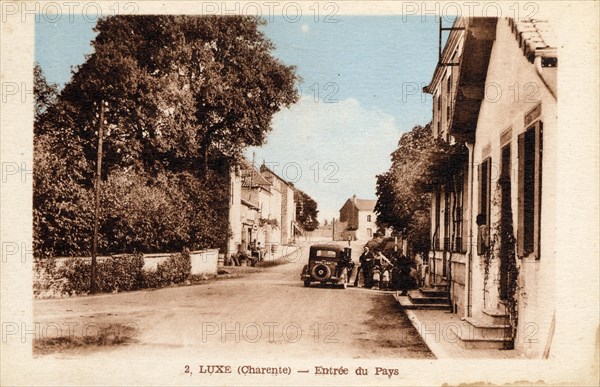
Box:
[477,162,483,256]
[517,133,525,257]
[535,122,543,259]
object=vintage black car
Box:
[301,244,353,288]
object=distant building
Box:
[260,164,298,244]
[227,159,277,257]
[339,195,377,240]
[241,160,281,248]
[228,159,303,257]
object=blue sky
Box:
[36,15,442,222]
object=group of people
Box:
[351,246,417,293]
[231,239,266,267]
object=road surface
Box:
[33,241,433,360]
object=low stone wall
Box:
[189,249,219,275]
[141,253,171,271]
[53,249,219,276]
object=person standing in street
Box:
[372,265,381,290]
[397,253,413,295]
[239,240,255,266]
[354,246,374,287]
[381,268,390,290]
[372,250,389,290]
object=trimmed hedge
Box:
[142,250,192,289]
[34,250,192,298]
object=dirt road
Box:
[33,241,433,360]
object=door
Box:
[499,145,512,300]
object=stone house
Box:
[339,195,377,241]
[422,17,556,357]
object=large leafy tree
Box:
[34,16,299,257]
[34,64,59,120]
[375,123,467,255]
[43,15,299,177]
[295,190,320,231]
[34,65,95,257]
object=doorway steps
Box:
[453,308,514,349]
[396,282,451,310]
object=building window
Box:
[518,121,543,259]
[366,215,371,222]
[477,158,492,255]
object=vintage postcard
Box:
[1,1,598,386]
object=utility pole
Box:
[332,217,335,241]
[91,100,105,294]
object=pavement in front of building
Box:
[396,296,526,359]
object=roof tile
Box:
[510,18,557,64]
[354,199,377,212]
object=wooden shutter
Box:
[535,122,543,259]
[517,133,525,257]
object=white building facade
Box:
[424,17,557,357]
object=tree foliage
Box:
[34,15,299,258]
[34,63,60,121]
[295,190,320,231]
[375,123,467,255]
[37,15,299,176]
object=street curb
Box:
[393,293,446,359]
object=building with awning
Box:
[291,220,303,236]
[421,17,557,357]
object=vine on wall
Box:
[487,179,520,349]
[259,217,279,230]
[482,230,493,308]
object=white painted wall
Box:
[356,210,376,240]
[228,168,242,257]
[469,19,557,357]
[281,185,296,243]
[268,181,282,245]
[189,249,219,275]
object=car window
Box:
[315,250,337,258]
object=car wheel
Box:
[303,280,311,287]
[311,264,331,281]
